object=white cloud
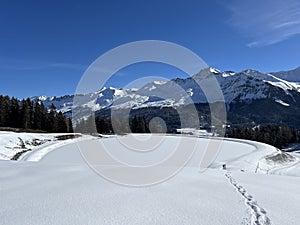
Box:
[227,0,300,47]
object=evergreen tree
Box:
[47,104,58,132]
[0,96,10,127]
[131,116,149,133]
[40,102,47,131]
[27,98,34,129]
[33,101,42,130]
[95,117,111,134]
[67,118,74,133]
[56,111,68,133]
[20,99,31,129]
[9,97,19,128]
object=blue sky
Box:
[1,0,300,98]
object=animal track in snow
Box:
[225,173,271,225]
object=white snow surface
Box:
[0,132,300,225]
[0,132,56,160]
[275,99,290,106]
[0,131,89,161]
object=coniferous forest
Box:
[0,95,73,133]
[226,124,298,149]
[75,115,149,134]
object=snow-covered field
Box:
[0,132,300,225]
[0,131,87,161]
[0,131,56,160]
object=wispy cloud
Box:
[226,0,300,47]
[0,58,87,71]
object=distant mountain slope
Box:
[32,66,300,111]
[271,66,300,82]
[30,66,300,128]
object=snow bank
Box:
[0,131,85,161]
[0,131,56,160]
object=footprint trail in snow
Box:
[225,172,271,225]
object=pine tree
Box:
[40,102,47,131]
[67,118,74,133]
[136,116,148,133]
[0,96,10,127]
[131,116,149,133]
[9,97,19,128]
[131,116,137,133]
[33,101,42,130]
[56,111,68,133]
[20,99,31,129]
[27,98,34,129]
[96,117,110,134]
[47,104,58,132]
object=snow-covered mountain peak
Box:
[130,88,138,92]
[38,96,48,101]
[153,80,167,85]
[209,67,221,74]
[243,69,260,74]
[221,71,236,78]
[30,66,300,114]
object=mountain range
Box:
[31,66,300,129]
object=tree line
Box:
[76,115,299,149]
[0,95,73,133]
[226,124,298,149]
[75,116,112,134]
[75,115,150,134]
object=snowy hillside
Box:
[271,66,300,82]
[31,67,300,114]
[0,132,300,224]
[0,131,83,160]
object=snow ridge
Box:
[31,67,300,113]
[225,172,271,225]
